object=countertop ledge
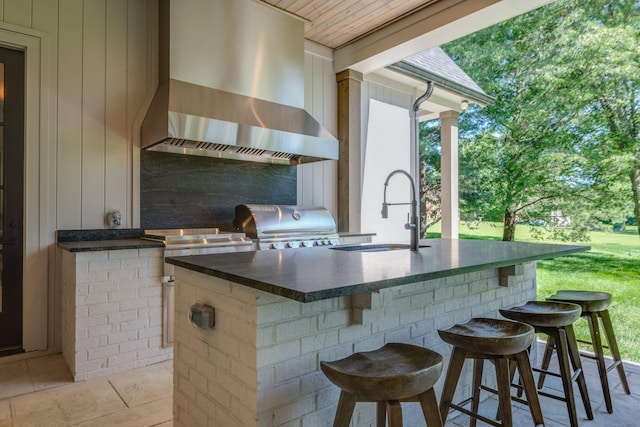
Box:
[58,238,164,252]
[167,238,589,302]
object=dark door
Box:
[0,45,25,355]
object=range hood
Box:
[141,0,338,165]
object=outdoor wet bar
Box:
[166,238,587,426]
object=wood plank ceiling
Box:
[260,0,443,49]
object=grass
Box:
[428,221,640,362]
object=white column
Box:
[440,110,459,239]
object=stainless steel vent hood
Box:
[141,0,338,165]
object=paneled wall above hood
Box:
[141,0,338,165]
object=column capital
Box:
[336,69,363,83]
[440,110,460,121]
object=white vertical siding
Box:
[299,43,338,217]
[105,0,129,224]
[81,1,107,228]
[2,0,32,28]
[8,0,155,230]
[57,0,84,229]
[0,0,155,351]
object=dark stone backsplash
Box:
[140,151,296,230]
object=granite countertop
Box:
[166,238,589,302]
[57,229,164,252]
[58,238,164,252]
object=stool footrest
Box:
[576,338,611,351]
[480,384,528,406]
[532,366,562,379]
[449,401,502,427]
[607,359,623,373]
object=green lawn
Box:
[428,222,640,362]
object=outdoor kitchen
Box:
[46,0,613,424]
[3,0,638,426]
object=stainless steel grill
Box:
[233,204,339,250]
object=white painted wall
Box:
[296,62,421,235]
[298,41,338,218]
[361,99,411,243]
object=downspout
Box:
[412,81,435,241]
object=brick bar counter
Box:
[167,238,588,426]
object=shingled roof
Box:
[387,46,494,105]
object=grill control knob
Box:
[322,240,330,246]
[286,242,295,248]
[271,242,285,250]
[302,241,313,248]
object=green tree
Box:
[443,3,584,241]
[441,0,637,240]
[548,0,640,237]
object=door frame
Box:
[0,23,56,355]
[0,45,25,353]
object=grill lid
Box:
[233,204,337,239]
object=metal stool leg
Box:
[600,309,631,394]
[586,311,613,413]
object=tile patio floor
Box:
[0,343,638,426]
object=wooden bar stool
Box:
[500,301,593,427]
[541,290,630,414]
[320,342,444,427]
[438,317,544,427]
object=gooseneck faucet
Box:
[381,169,419,251]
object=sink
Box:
[329,243,430,252]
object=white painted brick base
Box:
[173,262,537,426]
[60,247,172,381]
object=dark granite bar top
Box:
[166,238,589,302]
[58,239,164,253]
[57,228,164,252]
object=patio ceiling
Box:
[259,0,555,73]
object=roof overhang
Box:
[334,0,555,74]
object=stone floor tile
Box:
[72,396,173,427]
[11,378,126,427]
[108,363,173,407]
[27,353,74,392]
[0,398,10,421]
[0,373,33,400]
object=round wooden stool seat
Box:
[321,343,445,427]
[438,318,544,427]
[438,317,534,355]
[548,290,611,313]
[541,289,629,414]
[501,301,593,427]
[321,342,443,401]
[499,301,581,328]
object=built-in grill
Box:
[143,228,253,347]
[233,204,340,250]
